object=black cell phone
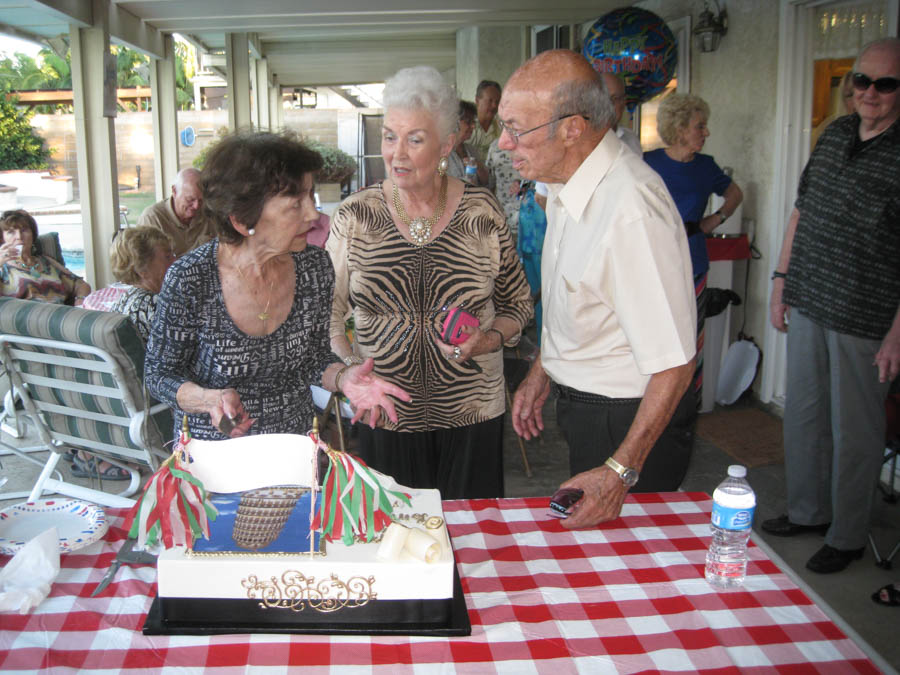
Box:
[549,488,584,519]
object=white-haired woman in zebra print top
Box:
[327,66,533,499]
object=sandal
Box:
[871,583,900,607]
[70,454,131,481]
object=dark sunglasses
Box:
[851,72,900,94]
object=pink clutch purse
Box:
[441,307,480,345]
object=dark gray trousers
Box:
[784,311,890,549]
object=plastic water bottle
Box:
[464,157,478,183]
[705,465,755,589]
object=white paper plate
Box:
[0,499,109,555]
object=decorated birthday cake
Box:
[138,431,468,636]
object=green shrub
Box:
[191,131,357,185]
[306,140,357,184]
[191,126,230,170]
[0,96,51,170]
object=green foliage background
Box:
[0,95,50,170]
[305,140,357,183]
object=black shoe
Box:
[761,514,830,537]
[805,544,864,574]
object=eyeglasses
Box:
[497,114,589,146]
[851,72,900,94]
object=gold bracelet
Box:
[486,328,504,352]
[334,365,351,392]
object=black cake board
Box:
[142,565,471,637]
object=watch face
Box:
[622,469,639,487]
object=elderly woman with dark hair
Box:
[145,130,408,441]
[0,209,91,305]
[327,66,532,499]
[109,226,176,344]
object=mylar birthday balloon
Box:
[582,7,677,111]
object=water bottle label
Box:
[711,502,755,530]
[465,165,477,176]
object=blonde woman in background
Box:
[110,226,176,344]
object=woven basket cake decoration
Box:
[232,486,307,550]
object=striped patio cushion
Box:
[0,297,172,457]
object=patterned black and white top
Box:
[145,239,339,441]
[327,183,533,433]
[111,285,156,345]
[785,114,900,339]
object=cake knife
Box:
[91,539,156,596]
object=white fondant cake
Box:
[155,434,454,604]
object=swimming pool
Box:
[62,249,85,278]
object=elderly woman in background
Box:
[446,100,489,186]
[0,209,91,305]
[643,93,743,403]
[327,66,532,499]
[109,226,176,344]
[145,130,408,441]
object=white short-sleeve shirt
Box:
[541,131,696,398]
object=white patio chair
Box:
[0,298,172,507]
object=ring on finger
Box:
[452,346,461,360]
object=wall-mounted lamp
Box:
[693,0,728,53]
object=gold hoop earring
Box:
[437,156,449,176]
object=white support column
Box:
[150,34,179,201]
[269,76,283,131]
[255,58,271,131]
[249,55,259,128]
[225,32,252,130]
[70,17,119,290]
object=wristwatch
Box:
[715,209,726,225]
[605,457,639,488]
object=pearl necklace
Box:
[392,175,448,247]
[228,246,275,327]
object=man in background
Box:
[138,168,210,256]
[601,72,642,155]
[469,79,502,164]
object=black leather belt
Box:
[555,383,641,406]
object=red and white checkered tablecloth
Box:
[0,493,880,673]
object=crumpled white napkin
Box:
[0,527,60,614]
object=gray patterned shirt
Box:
[785,114,900,339]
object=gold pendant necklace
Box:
[228,245,275,325]
[392,175,448,247]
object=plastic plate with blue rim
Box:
[0,498,108,555]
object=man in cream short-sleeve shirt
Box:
[504,50,696,529]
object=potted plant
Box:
[307,141,357,202]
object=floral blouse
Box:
[0,255,81,304]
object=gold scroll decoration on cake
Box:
[242,572,376,612]
[232,486,307,550]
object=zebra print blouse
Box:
[328,183,533,432]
